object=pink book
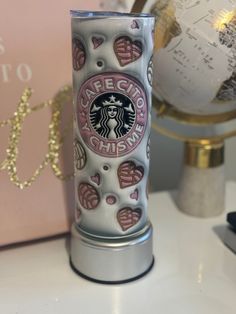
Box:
[0,0,101,246]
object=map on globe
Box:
[145,0,236,115]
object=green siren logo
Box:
[77,73,147,157]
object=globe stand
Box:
[152,101,236,218]
[177,141,225,217]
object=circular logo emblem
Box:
[77,73,147,157]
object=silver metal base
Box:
[70,222,154,284]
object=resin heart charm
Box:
[92,36,104,49]
[117,207,142,231]
[72,38,86,71]
[118,161,144,189]
[114,36,142,66]
[78,182,100,210]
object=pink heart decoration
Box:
[118,161,144,189]
[130,189,139,201]
[78,182,100,210]
[131,20,139,29]
[92,36,104,49]
[74,139,87,170]
[114,36,143,66]
[72,38,86,71]
[117,207,142,231]
[91,173,101,186]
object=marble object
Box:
[177,165,225,217]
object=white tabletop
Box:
[1,182,236,314]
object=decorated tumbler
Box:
[70,10,155,283]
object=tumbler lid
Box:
[70,10,154,19]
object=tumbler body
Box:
[72,11,154,238]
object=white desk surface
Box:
[1,182,236,314]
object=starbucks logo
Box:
[77,73,147,157]
[90,93,135,139]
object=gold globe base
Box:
[151,120,228,217]
[185,141,224,169]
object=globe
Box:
[147,0,236,116]
[131,0,236,218]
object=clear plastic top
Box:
[70,10,154,19]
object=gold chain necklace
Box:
[0,86,73,189]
